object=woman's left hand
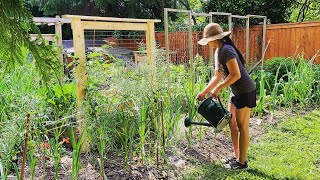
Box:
[210,87,222,99]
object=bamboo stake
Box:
[248,40,271,74]
[160,99,166,164]
[262,17,267,65]
[42,134,46,180]
[164,8,170,63]
[209,14,214,76]
[20,113,30,180]
[188,11,194,92]
[156,122,159,168]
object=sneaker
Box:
[221,156,236,165]
[230,160,249,170]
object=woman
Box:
[196,23,256,170]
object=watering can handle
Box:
[217,96,228,115]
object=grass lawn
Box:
[182,110,320,180]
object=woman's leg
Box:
[235,107,251,164]
[228,102,239,159]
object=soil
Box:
[6,105,319,180]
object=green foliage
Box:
[251,56,319,116]
[27,148,39,180]
[29,0,204,19]
[207,0,296,24]
[0,123,23,179]
[0,0,59,81]
[0,59,75,179]
[289,0,320,22]
[70,127,83,180]
[30,0,168,18]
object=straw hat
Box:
[198,23,231,45]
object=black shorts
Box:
[230,90,257,109]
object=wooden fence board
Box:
[103,21,320,64]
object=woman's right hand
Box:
[196,92,206,101]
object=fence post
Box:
[228,15,233,37]
[146,21,156,87]
[55,15,64,65]
[188,11,194,92]
[164,8,170,63]
[164,8,172,94]
[209,15,214,75]
[246,16,250,68]
[71,18,89,152]
[262,17,267,66]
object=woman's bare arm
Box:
[215,58,241,92]
[196,70,222,100]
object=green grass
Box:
[182,110,320,180]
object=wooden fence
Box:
[155,21,320,64]
[105,21,320,64]
[263,21,320,64]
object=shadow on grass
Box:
[182,163,302,180]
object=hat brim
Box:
[198,31,232,45]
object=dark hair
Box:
[221,36,245,67]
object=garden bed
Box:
[6,104,319,179]
[1,56,319,180]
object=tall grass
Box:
[137,101,149,164]
[49,125,64,180]
[27,148,38,179]
[252,56,319,115]
[70,127,83,180]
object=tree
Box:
[177,0,206,24]
[28,0,174,31]
[206,0,297,24]
[0,0,59,80]
[28,0,204,26]
[290,0,320,22]
[28,0,166,18]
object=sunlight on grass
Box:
[182,110,320,180]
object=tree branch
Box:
[177,0,197,25]
[297,0,311,22]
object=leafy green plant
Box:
[256,69,266,118]
[70,127,83,180]
[13,163,20,180]
[0,0,60,81]
[97,125,109,179]
[0,126,22,180]
[251,56,319,115]
[184,78,197,148]
[137,101,149,164]
[27,148,39,180]
[49,125,64,180]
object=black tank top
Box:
[217,44,256,95]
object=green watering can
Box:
[184,97,232,132]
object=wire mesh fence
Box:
[83,30,147,65]
[163,11,192,65]
[162,11,265,71]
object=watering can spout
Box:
[184,117,213,127]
